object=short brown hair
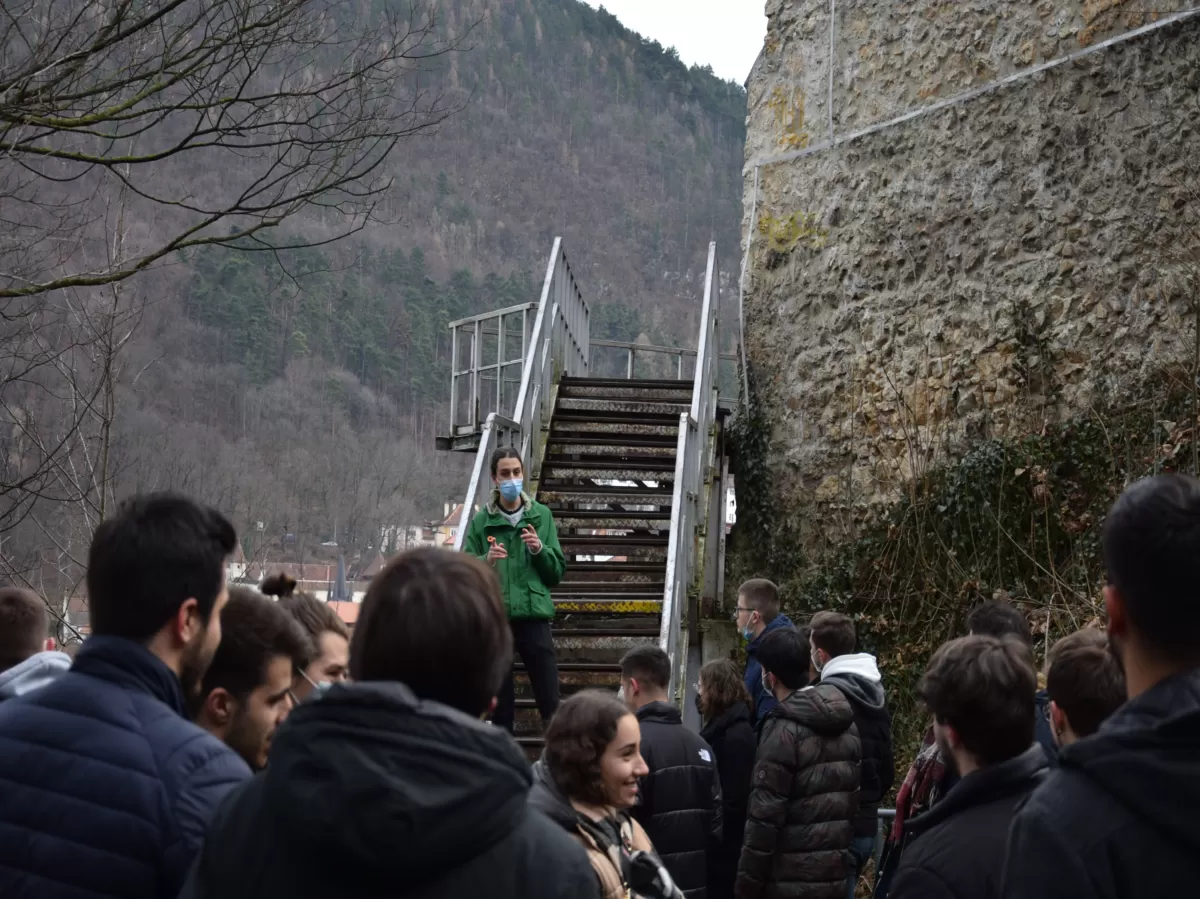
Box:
[620,645,670,691]
[698,659,751,720]
[264,573,350,643]
[349,548,511,717]
[544,690,633,806]
[200,590,312,704]
[918,634,1036,767]
[738,578,781,623]
[810,611,856,658]
[0,588,47,672]
[1046,628,1126,738]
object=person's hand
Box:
[487,540,508,563]
[521,525,542,554]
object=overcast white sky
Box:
[581,1,768,85]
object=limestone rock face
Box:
[741,2,1200,540]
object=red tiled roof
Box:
[328,601,359,626]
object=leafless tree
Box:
[0,0,463,297]
[0,0,465,549]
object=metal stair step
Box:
[547,439,678,459]
[543,460,676,483]
[542,491,675,509]
[557,397,690,416]
[554,597,663,614]
[552,581,666,593]
[514,661,622,673]
[564,561,666,575]
[553,410,682,427]
[551,420,680,438]
[559,385,694,403]
[561,377,693,390]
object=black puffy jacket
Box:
[631,701,723,899]
[819,654,894,837]
[179,682,598,899]
[736,683,861,899]
[700,701,758,899]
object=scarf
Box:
[890,724,948,843]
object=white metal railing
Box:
[448,303,537,436]
[452,239,589,549]
[660,242,721,701]
[591,338,738,381]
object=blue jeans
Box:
[846,833,876,899]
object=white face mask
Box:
[811,650,824,675]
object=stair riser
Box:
[561,548,668,562]
[560,385,693,402]
[554,615,662,630]
[544,464,674,482]
[553,582,667,594]
[542,491,674,507]
[553,642,659,665]
[554,598,663,614]
[557,397,689,417]
[556,517,670,531]
[547,442,677,458]
[552,421,679,438]
[513,670,621,691]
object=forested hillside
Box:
[0,0,746,606]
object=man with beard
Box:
[0,493,250,899]
[194,587,312,770]
[180,547,597,899]
[889,635,1047,899]
[1004,474,1200,899]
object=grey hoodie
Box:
[0,650,72,700]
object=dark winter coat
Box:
[1003,668,1200,899]
[701,701,758,899]
[745,615,795,724]
[736,683,862,899]
[180,681,598,899]
[0,636,251,899]
[889,745,1048,899]
[631,701,723,899]
[819,653,895,837]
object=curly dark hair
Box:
[698,658,751,721]
[543,690,632,807]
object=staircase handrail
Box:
[660,242,720,702]
[452,239,589,548]
[512,238,590,476]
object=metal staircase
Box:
[446,239,735,758]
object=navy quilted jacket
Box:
[0,635,251,899]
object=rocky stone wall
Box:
[742,2,1200,543]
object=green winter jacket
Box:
[463,490,567,621]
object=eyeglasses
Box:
[732,605,755,621]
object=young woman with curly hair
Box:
[697,659,758,899]
[529,690,683,899]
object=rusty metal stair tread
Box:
[560,376,694,390]
[515,661,623,672]
[565,561,665,572]
[552,411,683,426]
[560,532,669,544]
[554,508,672,520]
[552,581,666,592]
[551,628,660,638]
[544,456,677,470]
[547,435,679,448]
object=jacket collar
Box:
[635,700,681,725]
[748,613,793,653]
[484,490,541,522]
[701,701,751,741]
[72,635,189,717]
[906,743,1048,836]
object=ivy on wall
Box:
[728,374,1198,755]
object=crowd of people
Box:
[0,469,1196,898]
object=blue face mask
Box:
[499,478,523,502]
[741,624,755,642]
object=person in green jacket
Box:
[463,447,566,732]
